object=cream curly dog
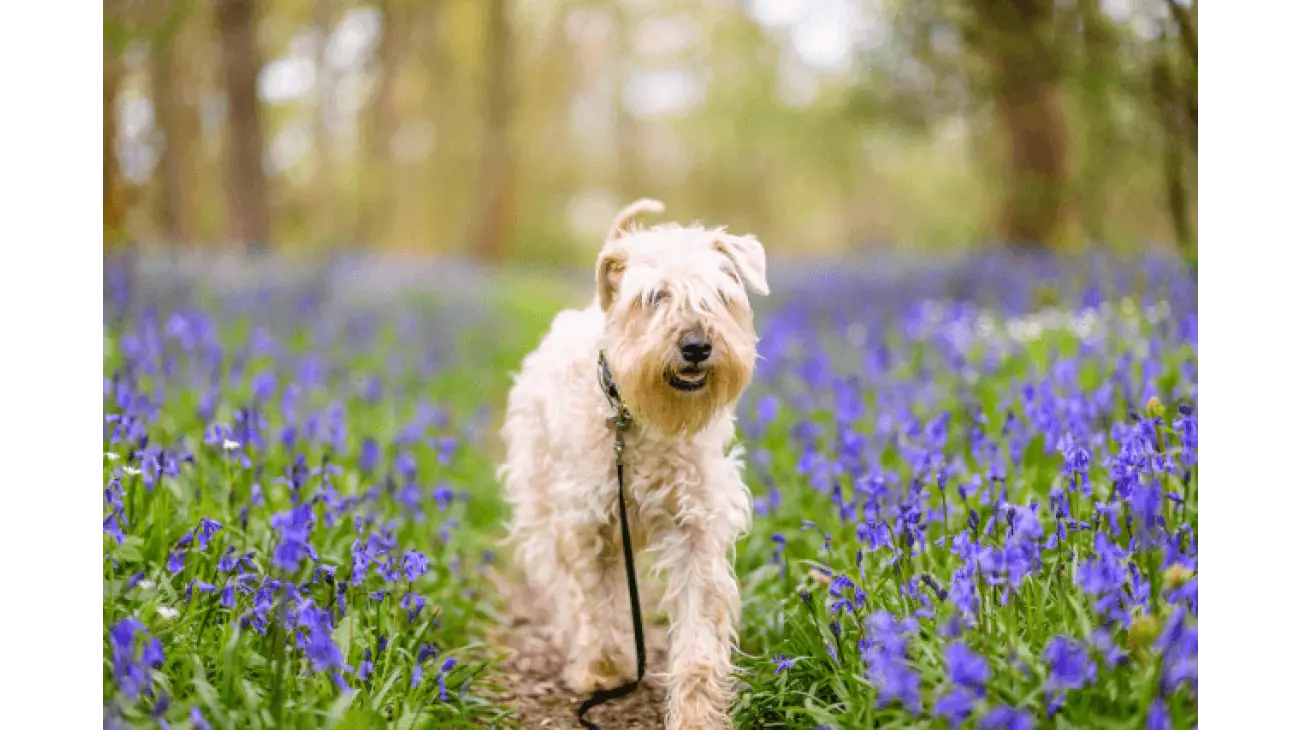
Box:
[499,199,767,729]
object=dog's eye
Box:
[649,290,669,307]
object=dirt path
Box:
[485,570,668,729]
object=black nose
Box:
[680,333,712,364]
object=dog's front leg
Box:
[559,522,633,693]
[658,530,739,730]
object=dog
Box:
[499,199,768,729]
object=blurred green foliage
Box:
[104,0,1196,263]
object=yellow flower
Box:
[1163,564,1194,590]
[1127,613,1160,651]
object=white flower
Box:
[138,579,155,591]
[104,452,120,461]
[124,465,142,476]
[223,439,241,452]
[156,605,179,619]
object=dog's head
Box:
[595,199,768,435]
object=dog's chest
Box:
[618,437,716,527]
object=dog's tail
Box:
[607,198,665,242]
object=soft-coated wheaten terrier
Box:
[499,199,767,728]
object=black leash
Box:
[577,353,647,730]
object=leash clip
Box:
[598,351,633,462]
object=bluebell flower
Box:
[978,706,1035,730]
[195,517,222,550]
[402,592,426,621]
[1087,628,1126,668]
[1043,636,1097,714]
[945,641,989,693]
[166,550,184,575]
[1154,606,1197,694]
[1146,699,1171,730]
[269,503,316,572]
[104,511,127,544]
[357,648,374,681]
[189,707,212,730]
[217,546,238,572]
[935,687,977,728]
[433,483,455,510]
[772,654,796,674]
[403,551,429,581]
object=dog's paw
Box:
[562,654,633,694]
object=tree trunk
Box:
[313,0,336,245]
[358,0,404,247]
[1153,46,1194,257]
[214,0,272,249]
[104,51,127,247]
[151,33,195,246]
[968,0,1070,249]
[469,0,515,263]
[1076,0,1118,245]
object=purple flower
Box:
[1146,699,1171,730]
[217,547,239,572]
[195,518,223,550]
[862,611,921,713]
[772,654,796,674]
[1043,636,1097,714]
[104,511,127,544]
[403,551,429,581]
[935,688,978,728]
[1154,606,1197,694]
[1172,405,1197,466]
[166,550,184,575]
[359,438,381,473]
[189,707,212,730]
[432,483,455,510]
[417,643,439,664]
[269,504,316,572]
[142,637,165,668]
[945,641,989,694]
[357,648,374,681]
[402,592,426,622]
[109,616,152,701]
[979,706,1035,730]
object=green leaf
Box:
[115,536,146,563]
[325,690,358,726]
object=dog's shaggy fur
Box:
[498,199,768,729]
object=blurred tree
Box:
[104,0,144,249]
[104,49,127,247]
[964,0,1070,250]
[214,0,271,249]
[1151,0,1197,258]
[357,0,407,247]
[150,0,200,246]
[1074,0,1121,245]
[469,0,516,262]
[312,0,336,244]
[102,0,1196,260]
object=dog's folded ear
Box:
[596,248,627,312]
[714,233,769,296]
[599,199,664,311]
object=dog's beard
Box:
[609,336,754,436]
